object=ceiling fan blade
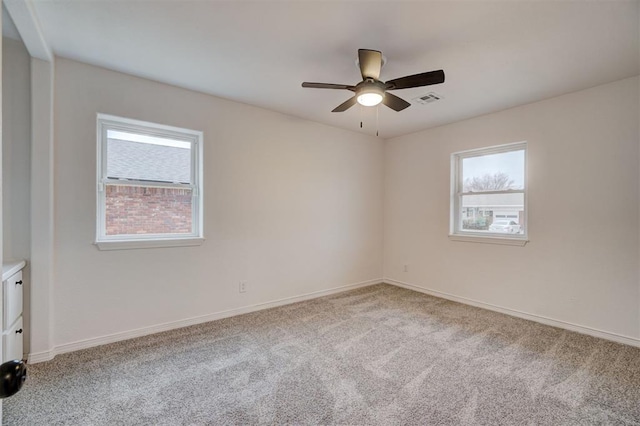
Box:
[358,49,382,80]
[332,96,357,112]
[385,70,445,90]
[302,82,355,91]
[382,92,411,112]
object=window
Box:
[96,114,203,250]
[450,142,527,246]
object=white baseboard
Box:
[28,278,383,364]
[28,350,56,364]
[384,277,640,348]
[31,276,636,363]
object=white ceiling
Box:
[23,1,640,138]
[2,3,22,41]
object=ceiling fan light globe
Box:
[357,92,384,107]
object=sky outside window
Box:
[462,149,525,190]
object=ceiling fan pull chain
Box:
[376,105,379,137]
[360,104,363,128]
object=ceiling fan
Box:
[302,49,445,112]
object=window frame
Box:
[449,141,528,246]
[95,114,204,250]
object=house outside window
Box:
[96,114,204,250]
[450,142,527,246]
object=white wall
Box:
[0,4,4,422]
[384,76,640,341]
[2,36,31,355]
[2,37,30,262]
[0,5,4,420]
[29,56,54,360]
[51,58,383,350]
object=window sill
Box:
[448,234,528,246]
[95,237,205,251]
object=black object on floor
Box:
[0,360,27,398]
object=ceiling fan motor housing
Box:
[355,79,386,106]
[301,48,445,112]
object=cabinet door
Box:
[4,271,23,327]
[3,316,23,362]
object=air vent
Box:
[413,92,443,105]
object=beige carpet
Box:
[5,284,640,425]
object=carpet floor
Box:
[5,284,640,425]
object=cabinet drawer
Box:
[3,316,23,361]
[4,270,23,327]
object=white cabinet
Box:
[2,261,25,361]
[4,270,23,329]
[4,317,23,362]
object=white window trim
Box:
[449,141,528,246]
[95,114,204,250]
[95,237,205,251]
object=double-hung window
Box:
[96,114,204,250]
[450,142,527,245]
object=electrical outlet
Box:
[403,264,409,272]
[239,281,247,293]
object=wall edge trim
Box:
[27,351,55,364]
[384,277,640,348]
[28,278,383,363]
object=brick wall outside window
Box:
[105,185,192,235]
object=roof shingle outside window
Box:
[106,138,191,184]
